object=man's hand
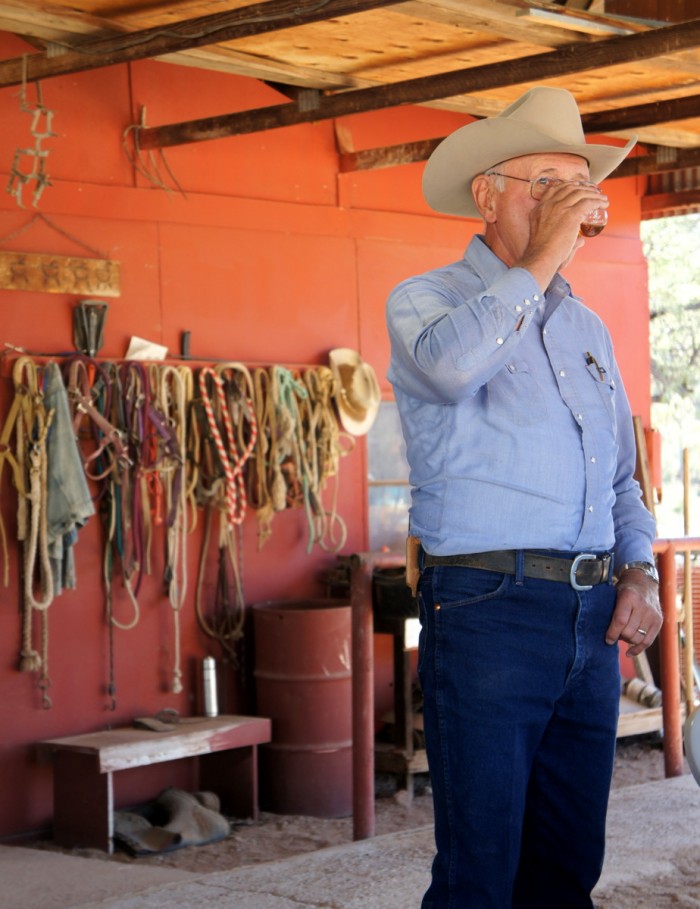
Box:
[605,568,663,657]
[516,182,608,290]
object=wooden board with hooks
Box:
[0,251,121,296]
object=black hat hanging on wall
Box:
[73,299,108,358]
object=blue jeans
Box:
[418,562,620,909]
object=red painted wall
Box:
[0,31,651,838]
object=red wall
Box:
[0,32,651,838]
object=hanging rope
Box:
[194,364,258,666]
[12,357,55,708]
[157,365,191,693]
[2,352,355,704]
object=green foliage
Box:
[641,213,700,403]
[641,214,700,535]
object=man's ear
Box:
[471,175,497,223]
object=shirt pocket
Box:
[585,359,617,423]
[486,359,548,426]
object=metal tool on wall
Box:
[73,300,108,357]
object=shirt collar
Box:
[465,235,580,320]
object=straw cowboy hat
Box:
[329,348,381,436]
[422,86,637,218]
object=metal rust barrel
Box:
[252,598,352,817]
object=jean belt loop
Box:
[515,549,525,586]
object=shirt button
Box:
[515,304,522,313]
[577,413,583,421]
[524,299,531,307]
[591,456,597,463]
[559,370,566,377]
[533,294,540,302]
[588,505,594,513]
[496,337,504,345]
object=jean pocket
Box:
[432,565,509,610]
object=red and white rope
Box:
[198,367,257,527]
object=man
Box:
[386,87,663,909]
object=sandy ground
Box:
[29,735,689,876]
[8,736,700,909]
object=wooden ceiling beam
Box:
[583,94,700,133]
[642,188,700,216]
[616,145,700,179]
[338,97,700,174]
[0,0,403,88]
[339,140,700,179]
[136,18,700,149]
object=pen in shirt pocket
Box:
[585,351,607,382]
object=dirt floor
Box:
[31,734,689,878]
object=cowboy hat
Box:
[422,86,637,218]
[329,348,381,436]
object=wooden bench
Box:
[39,714,271,853]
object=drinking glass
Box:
[579,206,608,237]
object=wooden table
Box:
[39,714,271,853]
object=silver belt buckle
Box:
[569,552,597,591]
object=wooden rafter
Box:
[583,94,700,134]
[135,18,700,149]
[339,140,700,180]
[616,145,700,179]
[642,188,700,216]
[338,96,700,174]
[0,0,404,88]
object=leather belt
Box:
[422,549,612,591]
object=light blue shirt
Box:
[386,235,656,567]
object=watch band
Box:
[620,560,660,584]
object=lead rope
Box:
[295,381,321,554]
[13,358,55,707]
[214,362,258,527]
[304,366,351,553]
[158,364,190,693]
[68,359,141,634]
[182,367,200,534]
[250,366,274,548]
[194,365,257,666]
[120,362,150,593]
[0,365,29,587]
[270,366,308,511]
[22,405,55,708]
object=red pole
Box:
[658,544,684,777]
[350,554,375,841]
[349,551,405,841]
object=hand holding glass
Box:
[486,172,608,236]
[579,204,607,237]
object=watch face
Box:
[623,562,659,583]
[638,563,659,582]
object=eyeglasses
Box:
[485,172,600,202]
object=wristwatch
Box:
[620,561,660,584]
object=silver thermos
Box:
[202,656,218,717]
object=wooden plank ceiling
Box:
[1,0,700,215]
